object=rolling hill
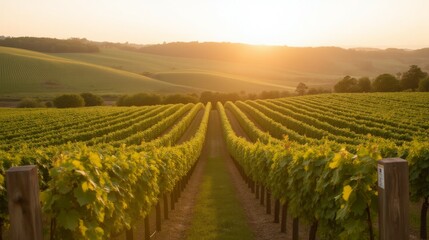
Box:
[0,47,199,97]
[2,42,429,98]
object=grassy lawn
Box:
[186,157,253,240]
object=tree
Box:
[200,91,215,104]
[53,94,85,108]
[307,87,331,95]
[295,82,308,95]
[357,77,371,92]
[116,93,162,106]
[17,98,44,108]
[163,94,198,104]
[372,74,400,92]
[334,76,360,93]
[400,65,428,91]
[418,77,429,92]
[80,93,104,106]
[260,91,281,99]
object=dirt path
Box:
[225,109,310,240]
[152,110,212,240]
[155,109,308,240]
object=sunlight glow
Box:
[1,0,429,48]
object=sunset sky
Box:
[1,0,429,49]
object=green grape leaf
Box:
[57,209,80,231]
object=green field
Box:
[0,47,198,97]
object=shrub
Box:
[17,98,44,108]
[116,93,162,106]
[372,74,400,92]
[80,93,104,106]
[418,77,429,92]
[45,101,53,108]
[53,94,85,108]
[163,94,198,104]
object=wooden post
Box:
[6,165,43,240]
[171,190,175,210]
[260,185,265,205]
[156,200,161,231]
[175,184,180,203]
[292,218,299,240]
[281,203,287,233]
[274,199,280,223]
[144,216,150,240]
[164,193,169,219]
[126,228,134,240]
[255,183,260,199]
[266,190,271,214]
[377,158,409,240]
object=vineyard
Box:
[0,92,429,239]
[0,102,211,239]
[220,92,429,239]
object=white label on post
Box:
[378,164,384,189]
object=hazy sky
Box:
[1,0,429,49]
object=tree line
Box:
[18,93,104,108]
[0,37,99,53]
[116,91,295,106]
[332,65,429,93]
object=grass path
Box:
[185,111,254,240]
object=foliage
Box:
[1,92,429,239]
[307,87,331,95]
[17,98,45,108]
[116,93,162,106]
[401,65,428,91]
[80,93,104,106]
[53,94,85,108]
[358,77,371,92]
[418,77,429,92]
[163,93,199,104]
[0,103,211,238]
[334,76,361,93]
[0,37,99,53]
[218,93,429,239]
[295,82,308,95]
[372,74,400,92]
[200,91,242,104]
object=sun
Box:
[210,1,305,46]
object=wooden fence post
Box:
[125,228,134,240]
[378,158,409,240]
[163,193,169,219]
[144,216,150,240]
[156,200,161,232]
[266,190,271,214]
[281,203,287,233]
[274,199,280,223]
[255,183,260,199]
[6,165,43,240]
[292,218,299,240]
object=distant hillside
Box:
[138,42,429,75]
[3,40,429,98]
[0,37,99,53]
[0,47,198,97]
